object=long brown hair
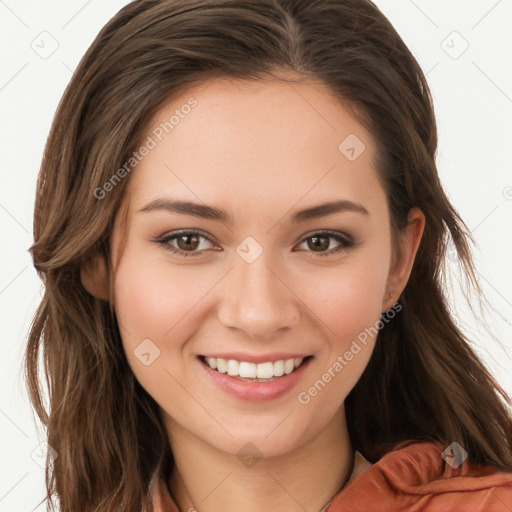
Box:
[25,0,512,510]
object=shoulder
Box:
[328,441,512,512]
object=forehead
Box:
[125,76,385,218]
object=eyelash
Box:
[154,229,356,258]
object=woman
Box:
[25,0,512,511]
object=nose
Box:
[217,253,300,340]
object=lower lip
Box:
[199,357,313,402]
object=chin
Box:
[199,420,310,462]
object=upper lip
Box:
[200,353,312,364]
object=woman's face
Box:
[110,76,408,457]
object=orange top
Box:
[151,441,512,511]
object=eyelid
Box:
[298,229,354,244]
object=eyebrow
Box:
[138,198,369,223]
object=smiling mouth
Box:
[199,355,313,382]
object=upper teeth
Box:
[205,357,304,378]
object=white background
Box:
[1,1,511,510]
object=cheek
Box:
[294,243,390,410]
[112,253,199,409]
[114,263,172,344]
[293,264,386,430]
[303,258,389,346]
[113,251,209,346]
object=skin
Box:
[82,74,425,512]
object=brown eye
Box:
[297,231,355,257]
[307,235,331,252]
[156,230,215,257]
[176,233,201,251]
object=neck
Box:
[166,407,353,512]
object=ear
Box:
[381,207,425,313]
[80,251,110,301]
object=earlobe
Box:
[80,252,110,301]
